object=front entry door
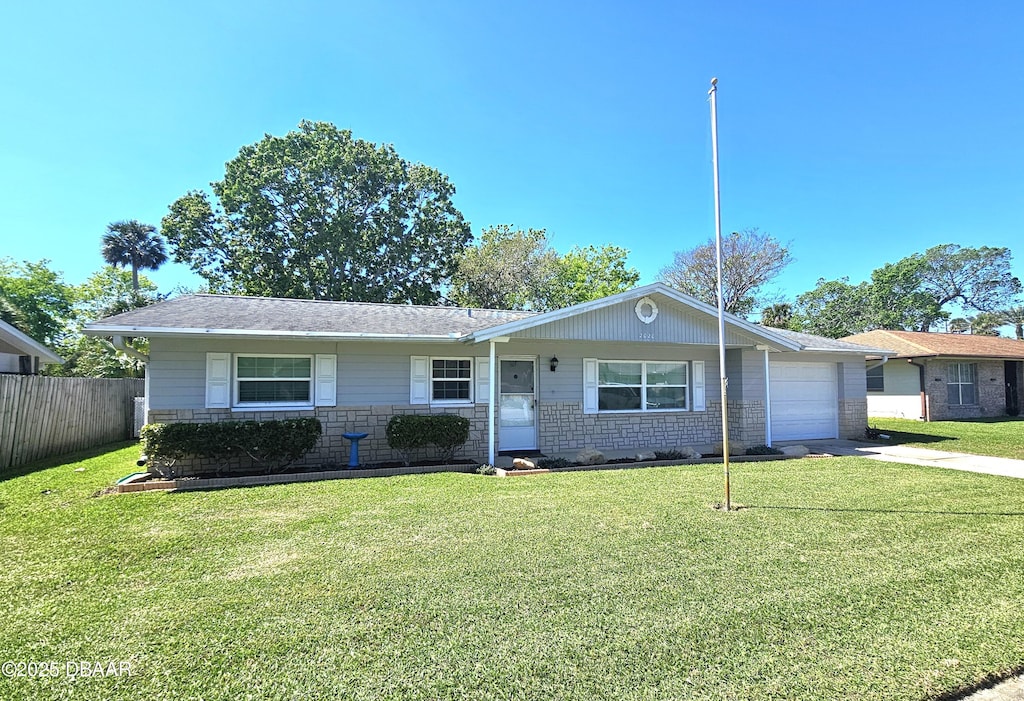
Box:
[499,358,537,451]
[1006,361,1021,416]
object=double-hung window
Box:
[866,365,885,392]
[598,360,688,412]
[431,358,472,402]
[235,355,313,407]
[947,362,977,406]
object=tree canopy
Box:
[449,225,557,310]
[449,226,640,311]
[659,228,792,316]
[0,258,75,346]
[791,244,1022,337]
[162,121,472,304]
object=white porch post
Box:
[488,339,496,465]
[763,347,773,447]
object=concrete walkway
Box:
[787,439,1024,479]
[961,674,1024,700]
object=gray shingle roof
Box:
[86,294,536,338]
[768,328,894,353]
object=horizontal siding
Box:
[867,362,923,418]
[150,337,343,410]
[511,297,763,346]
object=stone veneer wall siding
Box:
[147,405,492,476]
[838,398,867,439]
[537,400,766,453]
[924,359,1008,421]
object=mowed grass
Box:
[869,416,1024,460]
[1,445,1023,700]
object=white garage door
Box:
[770,362,838,441]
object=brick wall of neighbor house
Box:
[924,358,1007,420]
[537,400,766,454]
[147,405,491,476]
[839,398,868,439]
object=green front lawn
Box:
[2,444,1023,700]
[869,416,1024,460]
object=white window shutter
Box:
[692,360,706,411]
[583,358,599,415]
[475,357,490,404]
[410,356,429,405]
[314,354,337,406]
[205,352,231,408]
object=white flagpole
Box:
[709,77,731,511]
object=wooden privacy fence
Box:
[0,375,145,470]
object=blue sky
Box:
[2,1,1021,314]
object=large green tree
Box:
[792,278,874,338]
[915,244,1022,330]
[0,258,74,346]
[449,227,640,311]
[162,121,472,304]
[449,225,558,310]
[102,220,168,291]
[545,244,640,310]
[793,244,1021,337]
[659,228,792,316]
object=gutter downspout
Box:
[112,335,149,363]
[907,358,928,421]
[488,339,496,465]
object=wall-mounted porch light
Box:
[550,356,559,372]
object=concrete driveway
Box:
[787,439,1024,479]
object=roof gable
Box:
[468,283,803,350]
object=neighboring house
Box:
[842,330,1024,420]
[0,319,63,375]
[84,283,888,471]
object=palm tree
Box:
[1003,305,1024,341]
[101,220,168,291]
[968,312,1003,336]
[760,303,793,329]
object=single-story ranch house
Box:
[842,329,1024,420]
[85,283,890,469]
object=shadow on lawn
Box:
[749,505,1024,518]
[0,440,138,483]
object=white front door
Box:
[499,358,537,451]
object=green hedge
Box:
[385,414,470,465]
[141,418,322,477]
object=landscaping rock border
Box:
[116,449,815,492]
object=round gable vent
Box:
[635,296,659,324]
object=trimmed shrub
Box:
[654,449,685,460]
[745,444,784,456]
[385,414,470,466]
[141,418,322,478]
[537,457,572,469]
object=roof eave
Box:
[0,322,64,364]
[83,325,468,342]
